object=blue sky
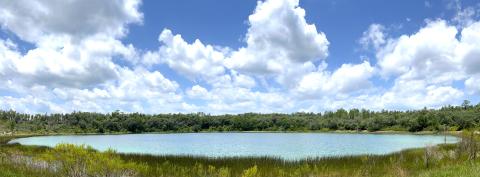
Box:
[0,0,479,114]
[125,0,475,66]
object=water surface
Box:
[9,133,458,160]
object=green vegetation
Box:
[1,100,479,134]
[0,131,479,177]
[41,144,145,177]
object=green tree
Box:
[7,120,15,132]
[462,100,471,110]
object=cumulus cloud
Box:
[376,19,480,84]
[0,0,143,89]
[0,0,142,43]
[380,80,464,109]
[143,29,227,81]
[377,20,463,84]
[465,75,480,95]
[295,61,375,98]
[50,67,182,113]
[187,85,210,99]
[458,21,480,75]
[370,19,480,109]
[229,71,257,89]
[142,0,337,109]
[0,0,188,113]
[0,36,138,88]
[1,0,478,114]
[224,0,329,75]
[459,22,480,95]
[0,95,64,113]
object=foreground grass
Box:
[417,161,480,177]
[0,133,478,177]
[118,144,473,177]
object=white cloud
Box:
[0,36,138,88]
[0,0,188,113]
[138,1,334,108]
[0,63,183,113]
[295,61,375,98]
[110,67,179,99]
[187,85,210,99]
[465,75,480,95]
[0,0,143,89]
[370,19,480,109]
[0,0,142,43]
[459,22,480,96]
[275,61,317,88]
[380,80,464,109]
[45,67,182,113]
[144,29,227,81]
[1,0,478,114]
[375,19,480,85]
[377,20,463,84]
[0,95,64,113]
[230,71,256,89]
[299,80,463,112]
[359,24,386,50]
[224,0,329,75]
[458,21,480,75]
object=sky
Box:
[0,0,479,114]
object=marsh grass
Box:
[114,143,468,177]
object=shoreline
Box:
[2,129,463,135]
[2,130,462,161]
[2,130,463,143]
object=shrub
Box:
[41,144,145,177]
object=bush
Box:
[41,144,145,177]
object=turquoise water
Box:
[9,133,458,160]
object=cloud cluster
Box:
[143,29,227,81]
[0,0,478,114]
[224,0,329,76]
[372,19,480,109]
[0,0,142,43]
[0,0,142,90]
[295,61,375,98]
[0,0,187,113]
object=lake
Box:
[9,133,459,160]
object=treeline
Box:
[1,100,479,134]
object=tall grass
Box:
[116,145,460,177]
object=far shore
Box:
[1,130,464,145]
[1,130,464,137]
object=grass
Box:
[116,144,467,177]
[417,160,480,177]
[0,132,478,177]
